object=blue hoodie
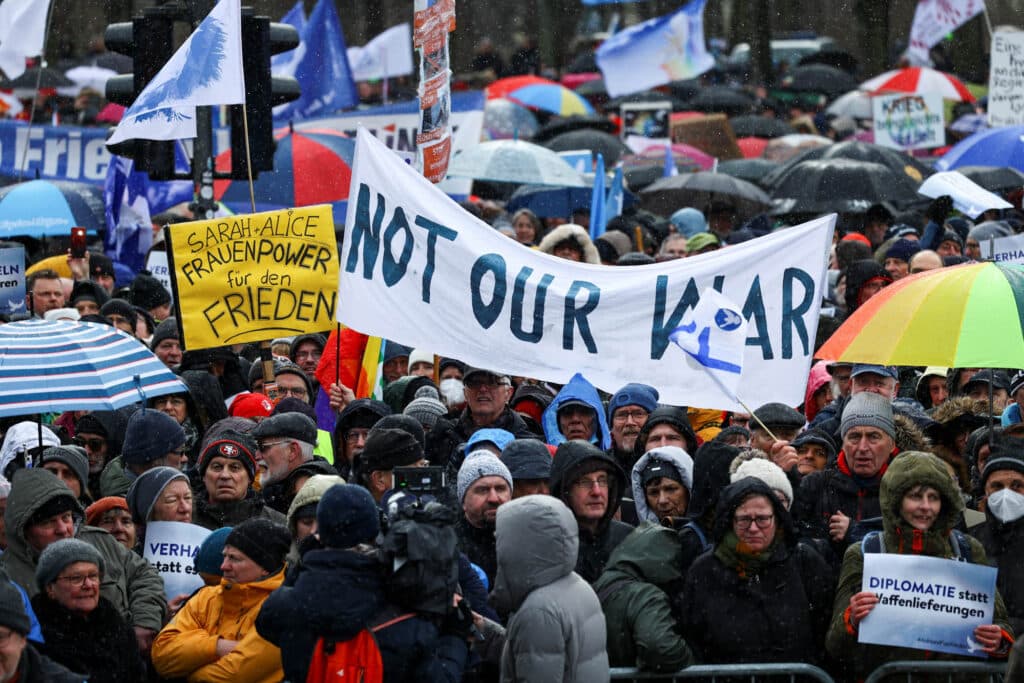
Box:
[541,373,612,450]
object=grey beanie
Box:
[36,538,105,590]
[0,577,30,635]
[403,396,447,430]
[125,466,189,524]
[457,450,514,503]
[39,446,90,494]
[841,392,895,439]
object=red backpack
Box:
[305,613,415,683]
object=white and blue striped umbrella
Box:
[0,318,186,417]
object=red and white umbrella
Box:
[860,67,975,102]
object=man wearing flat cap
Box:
[252,412,327,514]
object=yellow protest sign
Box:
[166,205,338,349]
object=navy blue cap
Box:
[850,364,898,380]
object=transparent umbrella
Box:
[446,140,588,187]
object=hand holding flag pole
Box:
[668,287,780,441]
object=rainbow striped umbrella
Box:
[817,262,1024,367]
[0,319,186,417]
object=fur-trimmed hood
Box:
[537,223,601,264]
[893,413,929,453]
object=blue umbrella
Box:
[0,319,186,417]
[937,125,1024,172]
[506,182,637,219]
[0,180,106,238]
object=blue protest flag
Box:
[272,0,306,75]
[663,145,679,177]
[274,0,359,124]
[604,164,624,221]
[596,0,714,98]
[589,153,606,240]
[669,288,748,400]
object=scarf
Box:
[714,529,779,579]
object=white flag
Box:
[668,288,748,400]
[107,0,245,146]
[0,0,51,80]
[346,23,413,82]
[907,0,985,63]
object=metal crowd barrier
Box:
[610,663,835,682]
[863,660,1007,682]
[610,660,1009,682]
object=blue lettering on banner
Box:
[564,280,600,353]
[743,276,772,360]
[470,254,507,328]
[781,268,815,359]
[510,267,554,343]
[0,122,111,183]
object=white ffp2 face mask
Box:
[987,488,1024,524]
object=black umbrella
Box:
[762,140,934,190]
[769,159,921,215]
[640,171,771,218]
[574,78,606,97]
[954,166,1024,194]
[685,86,756,116]
[779,64,859,97]
[728,115,795,139]
[667,79,702,103]
[0,66,74,89]
[717,158,780,188]
[532,115,616,143]
[605,90,689,112]
[566,51,598,74]
[543,129,632,165]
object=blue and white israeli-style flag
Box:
[596,0,714,98]
[271,0,307,76]
[107,0,245,146]
[604,164,624,221]
[669,288,748,399]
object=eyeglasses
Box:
[56,571,101,587]
[344,428,370,443]
[256,440,292,452]
[573,475,610,490]
[74,436,106,451]
[277,386,308,398]
[464,377,507,390]
[612,409,647,423]
[734,514,774,530]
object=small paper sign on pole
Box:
[872,92,945,151]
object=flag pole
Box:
[240,103,257,213]
[18,0,57,180]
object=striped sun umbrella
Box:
[0,319,186,417]
[817,262,1024,368]
[860,67,976,102]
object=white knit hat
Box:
[731,458,793,508]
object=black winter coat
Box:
[970,514,1024,636]
[680,479,835,666]
[255,547,468,683]
[456,516,497,588]
[31,594,145,683]
[14,643,81,683]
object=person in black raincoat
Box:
[680,478,834,666]
[549,440,633,583]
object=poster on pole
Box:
[860,553,997,658]
[872,93,945,151]
[988,30,1024,128]
[142,521,212,600]
[166,205,338,349]
[979,233,1024,264]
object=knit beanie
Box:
[229,392,275,420]
[126,466,189,523]
[39,446,90,495]
[403,396,447,430]
[70,280,109,308]
[85,496,129,527]
[359,427,424,474]
[150,317,179,352]
[122,409,185,465]
[840,392,895,440]
[981,447,1024,488]
[640,446,694,491]
[0,578,30,635]
[317,483,381,549]
[607,383,659,420]
[35,538,105,590]
[225,519,290,574]
[885,238,921,263]
[501,439,552,480]
[99,298,137,327]
[194,527,232,576]
[130,272,171,311]
[731,458,794,506]
[372,414,426,449]
[197,430,258,480]
[457,450,514,503]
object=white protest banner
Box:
[872,92,945,151]
[979,232,1024,264]
[918,171,1013,219]
[907,0,986,64]
[988,31,1024,128]
[339,129,834,410]
[142,521,212,600]
[145,251,174,304]
[861,553,997,658]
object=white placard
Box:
[988,31,1024,128]
[979,232,1024,264]
[142,521,212,600]
[918,171,1013,219]
[872,92,945,150]
[145,251,174,304]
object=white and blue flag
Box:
[669,288,748,399]
[107,0,245,146]
[596,0,714,98]
[0,0,51,80]
[604,164,624,222]
[271,0,306,76]
[589,153,606,240]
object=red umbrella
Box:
[486,75,557,100]
[860,67,975,103]
[737,136,769,159]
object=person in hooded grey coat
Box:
[492,495,609,683]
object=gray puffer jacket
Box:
[492,495,609,683]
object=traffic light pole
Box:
[190,106,218,220]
